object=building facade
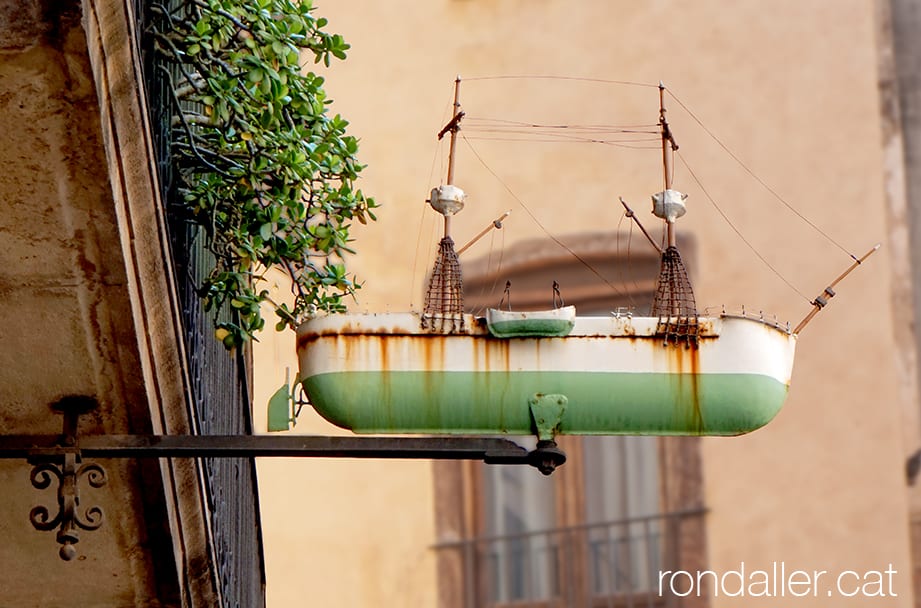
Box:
[257,1,920,607]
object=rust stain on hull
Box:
[666,341,703,433]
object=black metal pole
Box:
[8,399,567,561]
[0,434,533,463]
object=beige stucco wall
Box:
[253,271,439,608]
[256,1,915,605]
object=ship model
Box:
[291,78,876,443]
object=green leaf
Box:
[161,0,377,347]
[223,333,238,349]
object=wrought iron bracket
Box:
[23,396,107,561]
[1,396,565,560]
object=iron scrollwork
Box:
[29,452,107,560]
[28,396,108,561]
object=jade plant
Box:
[151,0,376,349]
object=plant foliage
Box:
[152,0,377,349]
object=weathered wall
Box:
[253,274,439,608]
[882,0,921,517]
[256,1,915,606]
[0,1,181,605]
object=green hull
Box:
[487,318,575,338]
[303,370,788,436]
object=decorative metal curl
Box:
[74,462,107,531]
[29,462,65,531]
[29,451,108,561]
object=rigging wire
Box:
[625,217,646,299]
[456,76,849,306]
[411,100,454,309]
[470,230,495,316]
[465,116,660,131]
[462,75,660,89]
[461,133,628,298]
[463,136,661,149]
[665,87,858,261]
[486,227,507,312]
[463,117,661,147]
[469,137,661,150]
[465,130,659,138]
[491,226,506,303]
[470,228,507,315]
[465,130,659,139]
[614,211,638,308]
[676,150,812,303]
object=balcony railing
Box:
[134,2,266,606]
[436,509,707,608]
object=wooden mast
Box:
[443,76,463,238]
[659,81,678,249]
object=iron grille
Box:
[135,2,266,606]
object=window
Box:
[582,436,661,597]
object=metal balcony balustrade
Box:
[135,2,264,604]
[435,509,706,608]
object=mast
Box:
[443,76,463,238]
[446,76,461,186]
[650,82,696,334]
[658,81,679,248]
